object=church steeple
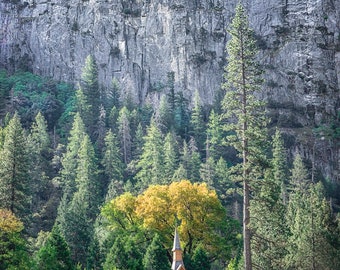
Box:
[171,228,186,270]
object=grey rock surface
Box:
[0,0,339,181]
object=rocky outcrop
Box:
[0,0,339,181]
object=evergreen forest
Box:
[0,4,339,270]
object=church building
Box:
[171,229,186,270]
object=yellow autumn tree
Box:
[0,209,31,269]
[102,192,140,232]
[102,180,239,262]
[0,209,23,233]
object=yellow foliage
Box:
[102,180,228,254]
[102,193,139,230]
[0,209,23,233]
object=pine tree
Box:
[95,105,107,151]
[174,92,190,138]
[104,77,120,112]
[0,113,31,224]
[102,129,124,201]
[0,209,31,270]
[34,225,74,270]
[80,55,101,138]
[59,192,93,267]
[157,95,172,134]
[163,132,179,183]
[222,4,267,269]
[131,123,144,161]
[104,235,143,270]
[143,234,170,270]
[188,137,201,181]
[118,106,132,165]
[75,87,91,131]
[190,90,206,156]
[191,245,211,270]
[251,130,288,269]
[206,109,225,160]
[28,112,53,234]
[75,134,100,219]
[286,155,340,269]
[272,129,288,204]
[60,113,86,200]
[167,71,176,118]
[200,156,216,188]
[57,133,99,267]
[136,118,164,189]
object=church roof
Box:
[172,228,182,251]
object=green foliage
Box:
[118,106,132,164]
[156,95,173,134]
[103,235,143,270]
[190,90,206,155]
[0,209,31,270]
[286,181,340,269]
[163,132,179,182]
[79,55,101,139]
[174,92,190,138]
[206,109,225,160]
[102,181,240,265]
[28,112,54,234]
[0,52,339,270]
[190,244,211,270]
[5,72,66,128]
[102,129,124,201]
[34,225,74,270]
[135,118,165,189]
[59,113,87,199]
[143,233,170,270]
[222,4,268,269]
[0,113,31,224]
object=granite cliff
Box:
[0,0,339,181]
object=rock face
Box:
[0,0,339,181]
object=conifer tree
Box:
[132,123,144,161]
[206,109,224,160]
[118,106,132,164]
[200,156,216,188]
[136,118,164,189]
[75,87,91,131]
[190,90,206,155]
[0,209,31,269]
[60,113,86,200]
[58,133,99,267]
[143,234,170,270]
[34,225,74,270]
[174,92,190,138]
[95,105,107,151]
[167,71,176,118]
[0,113,30,224]
[59,191,93,267]
[104,235,143,270]
[191,245,211,270]
[286,155,340,269]
[28,112,53,234]
[251,130,288,269]
[272,129,288,204]
[75,134,100,218]
[163,132,179,183]
[104,77,120,112]
[80,55,101,138]
[157,95,172,134]
[102,129,124,200]
[222,4,267,269]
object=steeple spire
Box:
[171,228,186,270]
